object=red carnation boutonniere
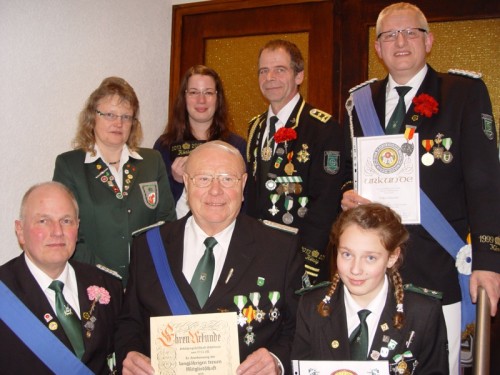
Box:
[83,286,111,338]
[274,127,297,144]
[412,93,439,118]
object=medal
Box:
[265,179,277,191]
[261,145,272,161]
[284,152,295,175]
[432,133,444,159]
[244,325,255,346]
[421,139,435,166]
[243,306,256,346]
[268,291,281,321]
[441,137,453,163]
[296,144,310,163]
[249,292,265,323]
[234,295,248,327]
[282,196,294,225]
[275,147,285,156]
[268,194,280,216]
[297,197,308,218]
[274,157,283,169]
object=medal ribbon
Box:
[234,295,247,310]
[276,176,303,183]
[441,138,452,151]
[269,194,279,205]
[298,196,308,208]
[249,292,261,308]
[284,196,294,211]
[268,291,280,306]
[404,125,416,141]
[421,139,434,152]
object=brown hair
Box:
[258,39,305,75]
[157,65,232,147]
[317,203,408,329]
[73,76,143,153]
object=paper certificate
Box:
[151,312,240,375]
[353,133,420,224]
[292,359,389,374]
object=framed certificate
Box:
[151,312,240,374]
[292,359,389,374]
[353,133,420,224]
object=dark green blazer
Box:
[53,148,176,285]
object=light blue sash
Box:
[0,281,93,374]
[352,85,474,331]
[146,227,191,315]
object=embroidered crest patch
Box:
[481,113,494,140]
[324,151,340,175]
[139,182,159,209]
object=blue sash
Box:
[0,281,93,374]
[146,227,191,315]
[352,85,474,331]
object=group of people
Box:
[0,2,499,375]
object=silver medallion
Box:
[432,146,444,160]
[421,152,434,166]
[442,151,453,164]
[275,147,285,156]
[297,206,308,218]
[401,142,414,156]
[282,212,294,225]
[265,179,277,191]
[269,307,280,321]
[268,205,279,216]
[244,326,255,346]
[237,312,247,327]
[255,309,266,323]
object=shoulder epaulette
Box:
[349,78,378,93]
[309,108,331,123]
[96,264,122,280]
[131,220,165,237]
[448,69,482,79]
[248,112,266,125]
[403,283,442,299]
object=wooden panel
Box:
[170,0,336,134]
[337,0,500,123]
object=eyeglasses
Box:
[185,89,217,99]
[377,28,427,42]
[96,110,135,124]
[189,174,242,188]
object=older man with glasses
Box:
[341,2,500,373]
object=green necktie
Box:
[386,86,411,134]
[49,280,85,359]
[349,309,371,360]
[190,237,217,308]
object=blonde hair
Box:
[73,77,143,153]
[376,2,429,36]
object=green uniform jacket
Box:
[53,148,176,285]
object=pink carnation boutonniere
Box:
[274,127,297,144]
[412,93,439,118]
[83,286,111,338]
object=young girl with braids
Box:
[292,203,449,374]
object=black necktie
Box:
[349,309,371,360]
[386,86,411,134]
[49,280,85,359]
[268,115,278,143]
[190,237,217,308]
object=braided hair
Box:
[317,203,408,329]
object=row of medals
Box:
[421,133,453,166]
[262,141,308,225]
[235,292,280,346]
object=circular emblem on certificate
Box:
[373,142,403,174]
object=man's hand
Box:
[470,270,500,316]
[122,351,154,375]
[341,189,371,211]
[237,348,281,375]
[171,156,188,183]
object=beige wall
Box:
[0,0,206,264]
